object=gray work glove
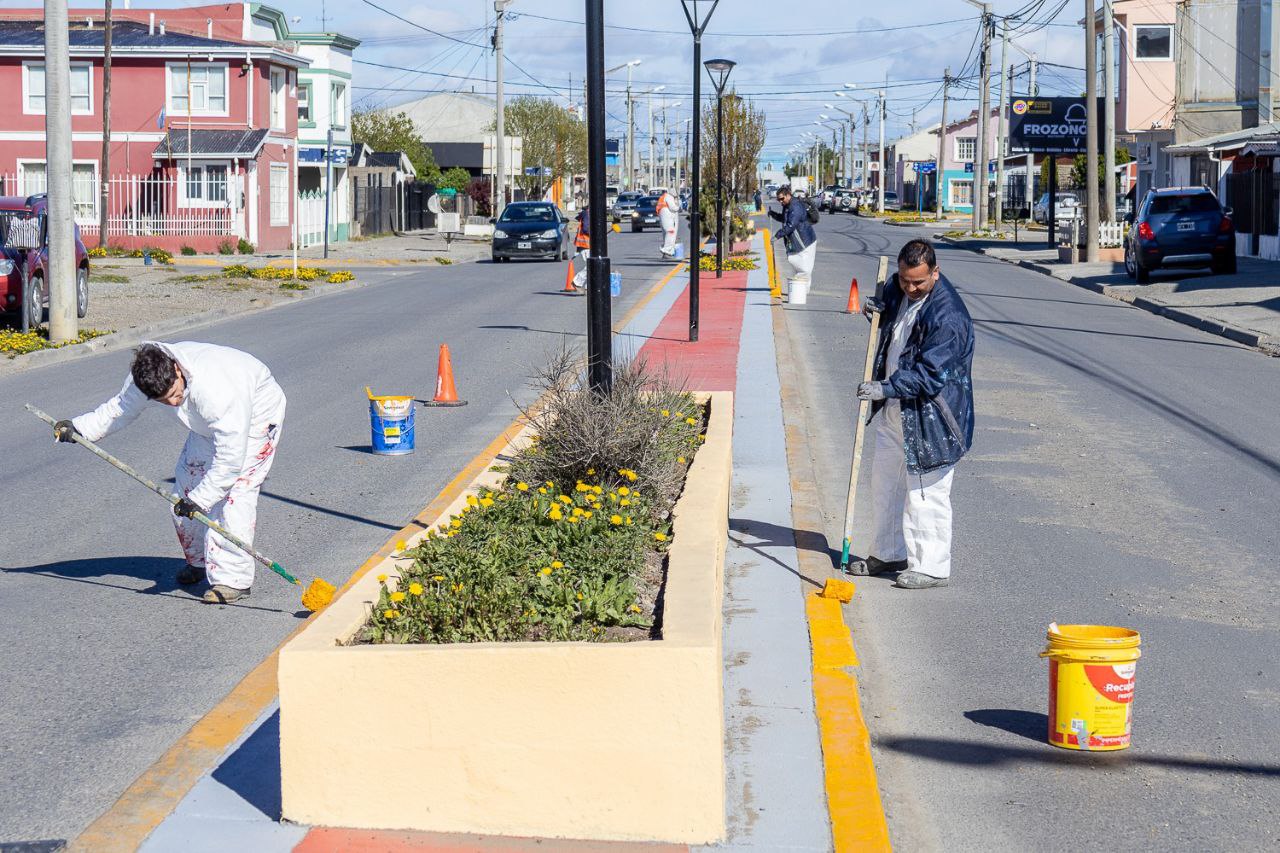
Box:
[53,419,79,443]
[857,381,887,402]
[861,297,885,322]
[173,497,204,519]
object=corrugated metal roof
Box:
[153,129,269,158]
[1166,122,1280,155]
[0,19,247,50]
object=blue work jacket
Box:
[768,199,817,255]
[870,272,975,474]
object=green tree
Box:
[439,167,473,193]
[1071,147,1134,198]
[489,96,587,199]
[700,91,768,202]
[351,110,441,183]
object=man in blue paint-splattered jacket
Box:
[849,239,974,589]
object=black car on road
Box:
[491,202,571,263]
[1125,187,1236,283]
[631,195,661,232]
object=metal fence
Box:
[1225,168,1278,256]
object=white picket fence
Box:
[1057,219,1127,248]
[296,190,326,249]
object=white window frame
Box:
[23,61,94,115]
[949,178,974,207]
[330,82,348,130]
[166,62,230,117]
[297,81,313,125]
[954,136,976,162]
[177,160,233,208]
[270,68,287,131]
[1133,24,1173,62]
[17,158,99,219]
[269,163,290,225]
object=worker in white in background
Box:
[55,342,287,604]
[850,239,974,589]
[657,188,681,257]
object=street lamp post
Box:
[584,0,611,391]
[705,58,735,279]
[606,59,641,191]
[679,0,722,342]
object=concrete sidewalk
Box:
[126,235,838,852]
[943,234,1280,355]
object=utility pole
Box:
[1103,0,1117,222]
[937,67,950,218]
[1084,0,1100,261]
[584,0,611,391]
[877,86,886,213]
[45,0,77,341]
[995,17,1009,229]
[648,93,655,188]
[323,126,333,259]
[493,0,510,219]
[967,2,993,232]
[861,104,870,192]
[627,78,635,189]
[98,0,112,251]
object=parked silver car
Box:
[1032,192,1081,224]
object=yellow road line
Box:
[70,253,688,853]
[762,227,781,298]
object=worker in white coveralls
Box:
[849,239,974,589]
[657,187,681,257]
[54,342,286,604]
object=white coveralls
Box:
[73,342,287,590]
[869,295,955,579]
[657,191,681,256]
[787,241,817,286]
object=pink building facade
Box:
[0,6,309,251]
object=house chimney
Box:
[159,20,166,36]
[148,13,154,35]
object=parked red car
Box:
[1,194,91,327]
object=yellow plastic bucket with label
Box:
[1040,623,1141,751]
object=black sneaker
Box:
[202,585,252,604]
[176,564,206,585]
[846,556,908,576]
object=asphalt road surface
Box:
[780,212,1280,850]
[0,223,686,845]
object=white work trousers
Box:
[869,402,955,579]
[173,417,283,589]
[787,240,817,282]
[659,209,679,255]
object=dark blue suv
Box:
[1124,187,1236,283]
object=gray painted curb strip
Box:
[940,236,1279,355]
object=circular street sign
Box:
[1012,100,1029,115]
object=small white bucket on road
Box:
[788,277,809,305]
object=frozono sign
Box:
[1008,98,1104,154]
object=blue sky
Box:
[74,1,1087,165]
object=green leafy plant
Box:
[1,328,110,357]
[237,238,255,255]
[217,238,237,255]
[180,245,197,256]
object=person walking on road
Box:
[54,342,287,604]
[656,187,681,258]
[850,239,974,589]
[573,204,592,288]
[768,185,817,295]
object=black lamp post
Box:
[679,0,721,342]
[704,58,735,279]
[584,0,611,391]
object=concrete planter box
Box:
[279,392,733,843]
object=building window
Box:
[955,136,976,162]
[24,62,92,114]
[180,162,233,206]
[270,68,286,130]
[207,165,228,202]
[298,83,312,124]
[950,179,974,207]
[18,161,97,217]
[1134,25,1172,60]
[330,82,347,129]
[270,163,290,225]
[169,63,228,116]
[186,166,204,201]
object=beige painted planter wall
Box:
[279,392,733,843]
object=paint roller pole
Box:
[839,255,889,571]
[584,0,612,393]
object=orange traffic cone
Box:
[845,277,861,314]
[563,257,586,296]
[423,344,467,407]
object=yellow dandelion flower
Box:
[466,495,479,507]
[572,507,585,517]
[432,575,445,582]
[383,609,397,619]
[540,567,553,576]
[395,539,407,551]
[587,467,595,475]
[618,486,630,496]
[568,516,581,524]
[661,409,670,417]
[625,516,633,526]
[576,482,590,493]
[678,456,686,464]
[377,573,388,583]
[452,583,464,593]
[558,495,573,504]
[538,487,548,494]
[592,485,603,494]
[629,604,642,613]
[447,530,459,537]
[686,417,697,426]
[676,412,684,418]
[654,532,668,541]
[576,592,584,601]
[586,493,598,503]
[390,591,406,603]
[583,511,592,519]
[699,434,707,442]
[549,507,564,521]
[625,471,638,482]
[552,560,564,569]
[516,482,529,491]
[609,514,623,525]
[546,480,555,487]
[408,582,424,596]
[480,497,494,507]
[620,498,631,507]
[450,519,462,529]
[485,491,494,499]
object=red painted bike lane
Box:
[635,269,748,392]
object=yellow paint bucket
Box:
[1040,623,1140,751]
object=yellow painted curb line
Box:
[69,256,688,853]
[761,227,781,299]
[807,593,891,852]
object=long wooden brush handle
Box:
[840,255,888,568]
[25,404,300,586]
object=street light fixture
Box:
[584,0,611,391]
[644,84,667,189]
[679,0,722,342]
[606,59,642,190]
[704,57,735,279]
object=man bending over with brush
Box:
[54,342,286,604]
[851,239,974,589]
